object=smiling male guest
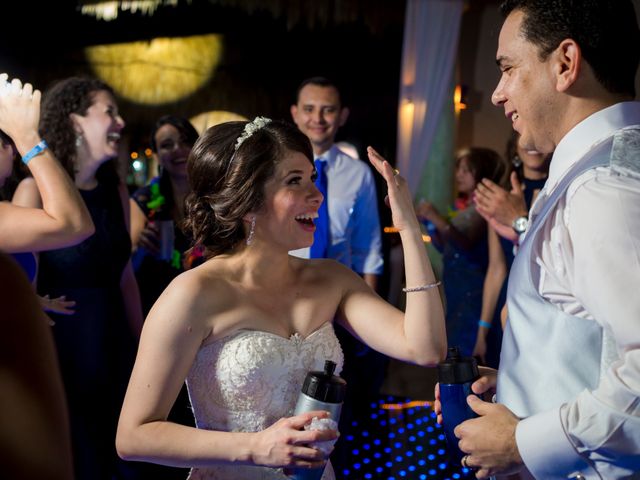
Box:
[289,76,383,288]
[446,1,640,479]
[290,76,385,474]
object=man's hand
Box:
[434,367,497,425]
[454,396,523,479]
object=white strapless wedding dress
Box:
[186,321,344,480]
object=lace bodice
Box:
[186,321,344,480]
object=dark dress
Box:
[484,177,547,368]
[37,180,138,480]
[10,252,37,283]
[440,204,489,357]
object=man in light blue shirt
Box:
[289,77,383,289]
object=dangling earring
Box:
[246,216,256,246]
[512,154,522,168]
[75,133,83,149]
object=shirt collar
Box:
[547,101,640,191]
[314,144,339,165]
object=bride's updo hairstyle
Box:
[184,119,313,257]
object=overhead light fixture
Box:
[79,0,186,21]
[85,34,223,105]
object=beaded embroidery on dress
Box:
[186,321,344,480]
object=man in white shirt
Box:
[449,1,640,479]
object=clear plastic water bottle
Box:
[291,360,346,480]
[437,346,480,464]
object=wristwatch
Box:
[512,215,529,235]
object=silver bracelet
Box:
[402,281,441,292]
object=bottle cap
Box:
[437,346,479,384]
[301,360,347,403]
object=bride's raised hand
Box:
[249,411,338,469]
[367,146,420,233]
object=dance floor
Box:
[339,395,473,480]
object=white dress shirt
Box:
[290,145,384,275]
[500,102,640,479]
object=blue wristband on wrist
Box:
[478,320,492,329]
[21,139,48,164]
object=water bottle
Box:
[291,360,347,480]
[437,346,480,464]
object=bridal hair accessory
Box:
[246,216,256,246]
[234,116,272,151]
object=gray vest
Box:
[497,127,640,479]
[497,140,605,416]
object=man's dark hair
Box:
[294,76,345,106]
[501,0,640,97]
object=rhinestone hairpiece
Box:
[234,116,272,151]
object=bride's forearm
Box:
[116,421,253,468]
[399,226,447,366]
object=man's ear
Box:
[338,107,350,127]
[290,104,299,122]
[553,38,581,93]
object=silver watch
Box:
[512,215,529,235]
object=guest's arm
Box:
[473,228,508,363]
[0,75,93,252]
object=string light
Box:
[79,0,186,21]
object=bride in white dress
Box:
[116,118,446,479]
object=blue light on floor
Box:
[339,395,473,479]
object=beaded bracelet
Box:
[402,281,441,293]
[478,320,492,329]
[21,139,48,165]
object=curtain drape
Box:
[396,0,464,195]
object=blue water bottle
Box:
[437,346,480,464]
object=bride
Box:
[116,117,446,479]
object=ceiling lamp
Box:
[79,0,185,21]
[85,34,223,105]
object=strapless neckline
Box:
[205,321,334,347]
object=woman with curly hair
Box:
[31,76,143,479]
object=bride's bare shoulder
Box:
[155,258,238,312]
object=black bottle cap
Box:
[301,360,347,403]
[437,346,479,384]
